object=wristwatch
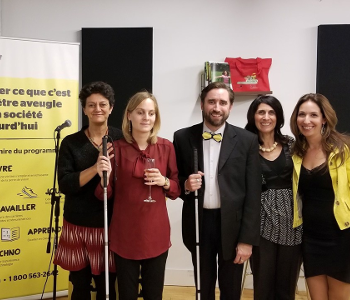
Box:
[163,176,170,187]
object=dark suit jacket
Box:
[173,122,261,261]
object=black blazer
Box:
[173,122,261,261]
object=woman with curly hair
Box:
[54,81,122,300]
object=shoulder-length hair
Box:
[245,95,288,145]
[290,93,350,165]
[122,91,161,144]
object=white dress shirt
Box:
[202,123,225,209]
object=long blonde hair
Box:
[122,91,161,144]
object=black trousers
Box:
[250,237,302,300]
[69,265,117,300]
[191,209,243,300]
[114,250,168,300]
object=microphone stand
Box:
[46,129,62,300]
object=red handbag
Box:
[224,57,272,92]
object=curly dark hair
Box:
[79,81,115,108]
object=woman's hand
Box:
[96,143,114,186]
[104,142,115,159]
[144,168,166,187]
[96,156,111,188]
[96,155,111,177]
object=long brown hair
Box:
[122,91,161,144]
[290,93,350,166]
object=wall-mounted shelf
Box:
[200,73,272,97]
[235,91,272,96]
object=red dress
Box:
[95,137,181,260]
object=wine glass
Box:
[144,158,156,203]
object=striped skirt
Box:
[54,219,116,275]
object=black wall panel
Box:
[81,27,153,129]
[316,24,350,133]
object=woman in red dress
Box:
[96,91,181,300]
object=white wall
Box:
[1,0,349,289]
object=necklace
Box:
[87,127,108,151]
[259,141,278,152]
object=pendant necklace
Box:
[87,127,108,151]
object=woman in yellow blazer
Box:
[290,93,350,300]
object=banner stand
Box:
[0,37,79,299]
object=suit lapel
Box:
[218,124,237,172]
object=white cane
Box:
[193,148,201,300]
[102,136,110,299]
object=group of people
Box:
[53,80,350,300]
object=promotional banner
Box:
[0,37,79,299]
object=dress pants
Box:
[250,237,302,300]
[191,209,243,300]
[69,265,117,300]
[114,250,168,300]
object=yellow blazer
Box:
[292,150,350,230]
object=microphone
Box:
[55,120,72,131]
[102,135,108,188]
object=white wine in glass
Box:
[144,158,156,203]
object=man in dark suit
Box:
[173,82,261,299]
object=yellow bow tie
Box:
[202,131,222,142]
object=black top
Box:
[261,148,290,189]
[58,126,123,227]
[299,163,340,239]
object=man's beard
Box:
[203,110,228,128]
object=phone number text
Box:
[4,271,58,282]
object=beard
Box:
[203,110,229,128]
